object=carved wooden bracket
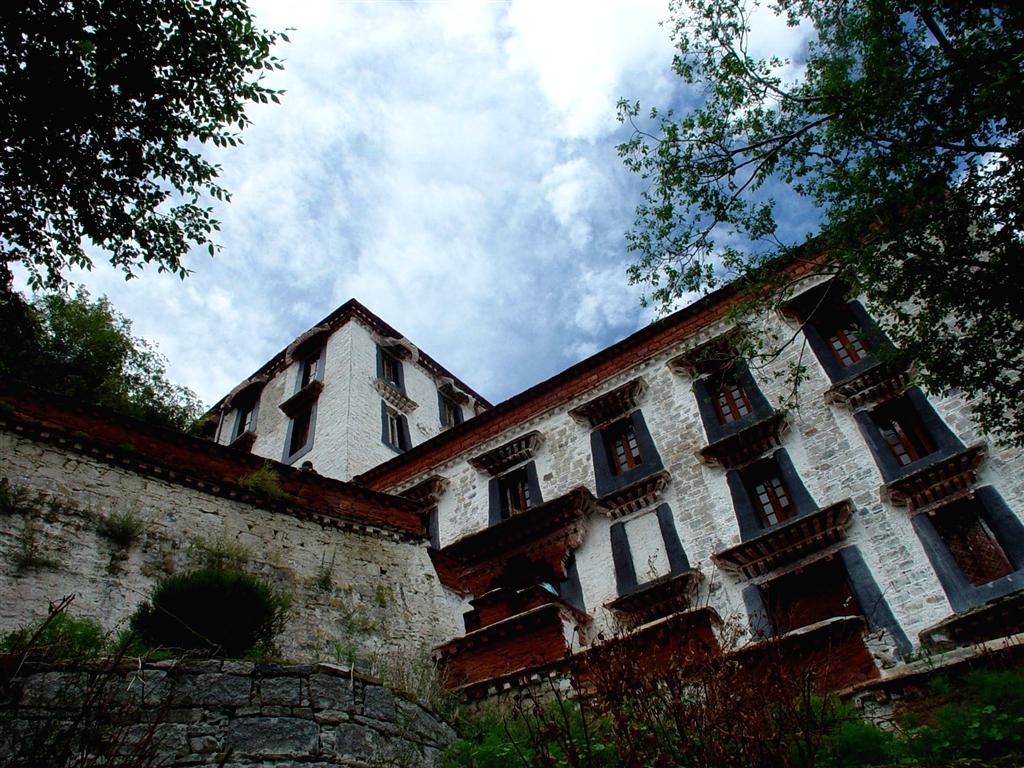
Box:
[400,474,449,506]
[374,377,418,413]
[881,444,986,512]
[824,359,913,410]
[713,499,854,579]
[599,470,671,519]
[568,378,646,428]
[468,430,544,475]
[699,411,788,469]
[606,569,701,628]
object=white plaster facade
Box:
[373,301,1024,660]
[211,302,487,481]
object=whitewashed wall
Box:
[387,310,1024,655]
[0,430,464,664]
[216,319,469,481]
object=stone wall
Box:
[1,661,454,767]
[0,419,464,667]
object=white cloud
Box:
[23,0,748,409]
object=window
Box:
[605,418,642,475]
[610,504,690,597]
[931,499,1014,586]
[728,451,818,540]
[870,397,938,468]
[439,393,463,428]
[811,303,873,370]
[746,469,794,528]
[299,350,321,389]
[498,466,533,519]
[232,398,258,441]
[488,461,543,525]
[380,349,402,389]
[285,404,314,461]
[381,403,410,452]
[590,410,663,496]
[712,374,753,425]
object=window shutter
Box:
[655,504,689,573]
[610,522,638,596]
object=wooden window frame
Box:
[931,500,1015,587]
[871,397,938,468]
[604,417,642,476]
[498,466,532,520]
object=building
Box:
[202,268,1024,697]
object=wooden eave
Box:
[699,411,788,469]
[374,378,418,413]
[278,380,324,417]
[667,330,742,377]
[599,469,671,519]
[434,602,577,657]
[428,487,596,595]
[468,430,544,475]
[713,499,854,579]
[223,376,268,409]
[285,324,331,364]
[568,377,646,428]
[824,358,913,409]
[399,474,449,506]
[919,590,1024,651]
[228,430,257,452]
[881,444,986,512]
[606,569,701,627]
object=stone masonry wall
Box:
[1,661,454,767]
[0,428,464,666]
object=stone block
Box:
[226,716,320,758]
[361,683,396,720]
[172,673,251,708]
[259,674,305,707]
[309,673,354,711]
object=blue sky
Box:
[51,0,811,408]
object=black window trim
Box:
[282,400,318,464]
[376,344,406,394]
[437,389,464,428]
[591,409,663,496]
[693,360,774,443]
[610,503,690,597]
[380,401,412,453]
[912,485,1024,613]
[726,449,817,541]
[487,460,543,525]
[802,299,888,383]
[855,387,963,482]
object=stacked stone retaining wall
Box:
[1,661,454,767]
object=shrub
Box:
[0,477,34,516]
[237,463,289,501]
[96,509,145,548]
[0,611,107,663]
[130,567,289,657]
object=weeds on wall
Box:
[0,477,33,516]
[313,549,336,592]
[237,462,289,501]
[11,522,61,572]
[188,532,252,570]
[96,509,145,548]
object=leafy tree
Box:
[2,288,204,431]
[0,0,286,292]
[618,0,1024,443]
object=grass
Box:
[96,510,145,548]
[11,525,61,572]
[188,533,252,570]
[237,463,289,501]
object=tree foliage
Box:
[0,0,286,292]
[1,288,204,431]
[618,0,1024,443]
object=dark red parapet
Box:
[0,382,426,537]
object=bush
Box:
[130,568,289,657]
[237,464,289,501]
[0,611,107,662]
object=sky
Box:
[44,0,813,409]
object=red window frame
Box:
[872,398,937,467]
[498,467,532,518]
[749,473,794,527]
[712,376,753,425]
[605,418,642,475]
